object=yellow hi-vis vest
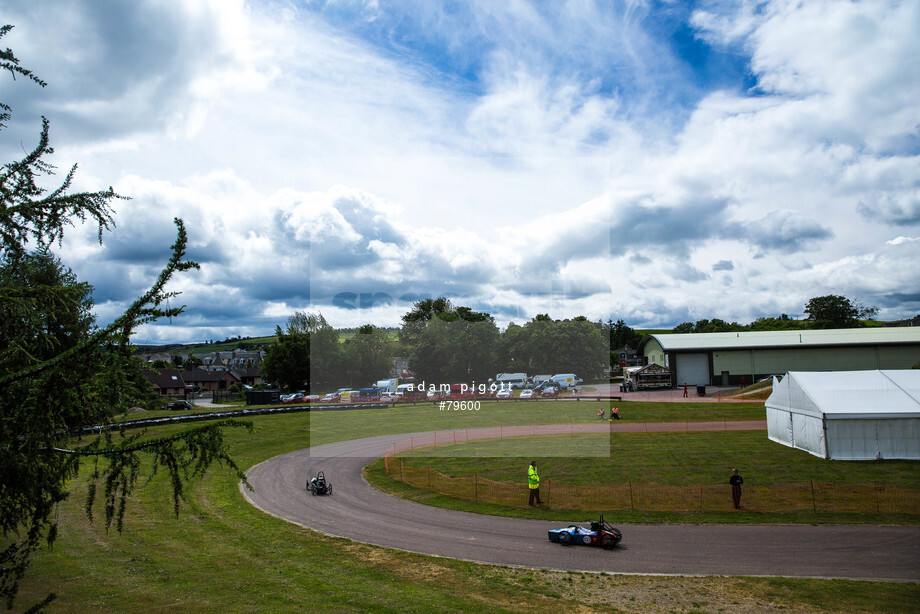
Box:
[528,465,539,489]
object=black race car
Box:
[307,471,331,496]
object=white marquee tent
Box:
[766,370,920,460]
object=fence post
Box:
[810,480,816,513]
[427,466,431,488]
[629,481,634,511]
[875,483,880,514]
[474,476,478,502]
[400,459,404,482]
[546,479,550,508]
[699,483,703,511]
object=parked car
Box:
[541,386,558,397]
[496,388,513,399]
[282,392,306,404]
[304,395,321,402]
[519,389,534,399]
[320,393,339,402]
[167,400,194,411]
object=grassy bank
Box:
[13,402,920,613]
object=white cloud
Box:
[3,0,919,342]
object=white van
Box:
[495,372,528,389]
[531,374,553,386]
[550,373,582,389]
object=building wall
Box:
[643,337,667,368]
[713,345,920,378]
[714,347,873,375]
[878,345,920,369]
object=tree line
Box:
[671,295,880,334]
[262,298,612,392]
[262,294,885,393]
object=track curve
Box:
[242,424,920,581]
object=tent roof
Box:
[639,327,920,353]
[766,370,920,419]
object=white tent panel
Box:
[791,412,826,458]
[884,370,920,404]
[825,420,876,460]
[876,419,920,460]
[790,370,920,417]
[767,407,793,446]
[765,370,920,460]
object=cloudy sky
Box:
[2,0,918,344]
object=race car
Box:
[548,515,622,549]
[307,471,331,496]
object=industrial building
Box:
[637,328,920,388]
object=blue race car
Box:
[548,514,622,549]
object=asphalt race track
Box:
[243,425,920,582]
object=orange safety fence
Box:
[383,455,920,514]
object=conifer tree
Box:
[0,25,249,611]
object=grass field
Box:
[12,400,920,613]
[391,431,920,487]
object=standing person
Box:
[729,468,743,509]
[683,383,688,398]
[528,460,543,506]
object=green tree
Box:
[748,316,809,331]
[803,295,876,329]
[671,319,744,334]
[0,27,249,611]
[343,324,394,387]
[502,315,607,379]
[0,249,94,362]
[261,312,311,391]
[401,298,498,383]
[407,317,455,384]
[551,319,608,379]
[305,312,342,391]
[398,297,452,348]
[609,319,642,350]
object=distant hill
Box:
[133,336,276,355]
[132,327,401,354]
